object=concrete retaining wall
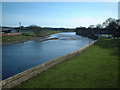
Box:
[0,40,97,89]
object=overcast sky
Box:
[2,2,118,28]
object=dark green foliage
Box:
[2,35,34,42]
[21,33,35,36]
[30,25,42,37]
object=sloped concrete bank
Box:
[1,40,97,89]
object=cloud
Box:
[59,16,106,28]
[2,13,117,28]
[36,16,107,28]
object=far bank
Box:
[2,30,61,45]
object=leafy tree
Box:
[88,25,94,29]
[29,25,42,37]
[95,24,102,29]
[102,18,116,28]
[106,21,118,30]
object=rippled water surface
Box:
[2,32,93,80]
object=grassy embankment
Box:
[16,38,119,88]
[2,30,61,42]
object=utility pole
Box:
[19,22,21,32]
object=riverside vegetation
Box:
[2,30,61,43]
[16,37,119,88]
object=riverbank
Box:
[2,31,61,45]
[2,36,49,45]
[16,37,119,88]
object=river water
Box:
[2,32,93,80]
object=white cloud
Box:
[36,16,107,28]
[2,13,117,28]
[59,16,106,28]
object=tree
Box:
[95,24,102,29]
[116,19,120,29]
[88,25,94,29]
[115,19,120,37]
[102,18,116,28]
[104,18,120,38]
[106,22,118,30]
[29,25,42,37]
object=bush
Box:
[29,25,42,37]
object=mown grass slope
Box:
[17,38,119,88]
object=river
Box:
[2,32,93,80]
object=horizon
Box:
[2,2,118,28]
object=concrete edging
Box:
[0,40,97,88]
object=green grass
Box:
[16,38,119,88]
[2,35,34,42]
[21,33,35,36]
[2,30,61,42]
[37,30,61,37]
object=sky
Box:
[2,2,118,28]
[118,1,120,19]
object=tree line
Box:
[12,18,120,37]
[76,18,120,37]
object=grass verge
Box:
[2,35,34,42]
[2,30,61,42]
[16,38,119,88]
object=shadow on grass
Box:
[95,37,120,57]
[95,38,119,49]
